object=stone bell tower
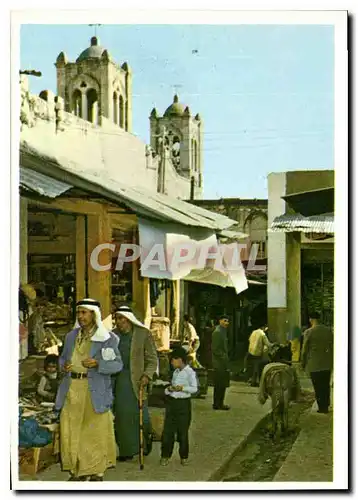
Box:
[55,36,132,131]
[149,95,203,190]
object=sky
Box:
[20,24,334,199]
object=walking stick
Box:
[139,384,144,470]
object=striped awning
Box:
[269,213,334,234]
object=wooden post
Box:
[86,208,112,318]
[171,280,181,339]
[75,216,86,301]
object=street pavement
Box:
[32,382,270,482]
[274,380,334,482]
[274,404,333,482]
[20,364,334,484]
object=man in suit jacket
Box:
[211,316,230,410]
[301,311,333,413]
[55,298,123,481]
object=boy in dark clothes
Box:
[160,347,198,466]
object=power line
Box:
[62,123,331,152]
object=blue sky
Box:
[20,24,334,199]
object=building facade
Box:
[267,170,334,361]
[186,198,268,362]
[191,198,268,261]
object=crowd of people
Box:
[21,294,333,481]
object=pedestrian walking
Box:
[161,347,198,466]
[301,311,333,414]
[55,298,123,481]
[247,322,271,387]
[211,316,231,410]
[112,305,158,462]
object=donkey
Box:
[258,343,300,440]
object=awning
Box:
[217,228,248,242]
[183,268,248,294]
[269,213,334,234]
[20,142,238,232]
[20,166,73,198]
[137,218,248,294]
[282,187,334,216]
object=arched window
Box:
[113,92,118,125]
[171,136,181,169]
[87,88,99,125]
[244,213,268,260]
[72,89,82,118]
[119,95,124,128]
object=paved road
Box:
[29,382,270,483]
[274,404,333,482]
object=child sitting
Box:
[37,354,59,402]
[160,347,198,466]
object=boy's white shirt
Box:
[165,365,198,399]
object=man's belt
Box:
[70,372,88,379]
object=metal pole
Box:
[85,215,89,297]
[161,127,166,194]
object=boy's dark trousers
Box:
[161,396,191,460]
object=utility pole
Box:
[190,176,195,201]
[157,126,167,194]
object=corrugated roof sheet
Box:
[20,166,73,198]
[118,184,236,230]
[20,143,237,231]
[270,213,334,234]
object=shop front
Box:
[19,150,246,358]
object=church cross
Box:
[89,24,102,37]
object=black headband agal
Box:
[77,299,101,308]
[115,305,133,314]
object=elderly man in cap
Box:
[55,299,123,481]
[112,305,158,462]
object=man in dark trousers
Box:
[211,316,230,411]
[301,311,333,414]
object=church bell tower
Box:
[149,95,203,190]
[55,36,132,131]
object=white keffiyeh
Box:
[74,298,110,342]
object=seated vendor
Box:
[37,354,59,402]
